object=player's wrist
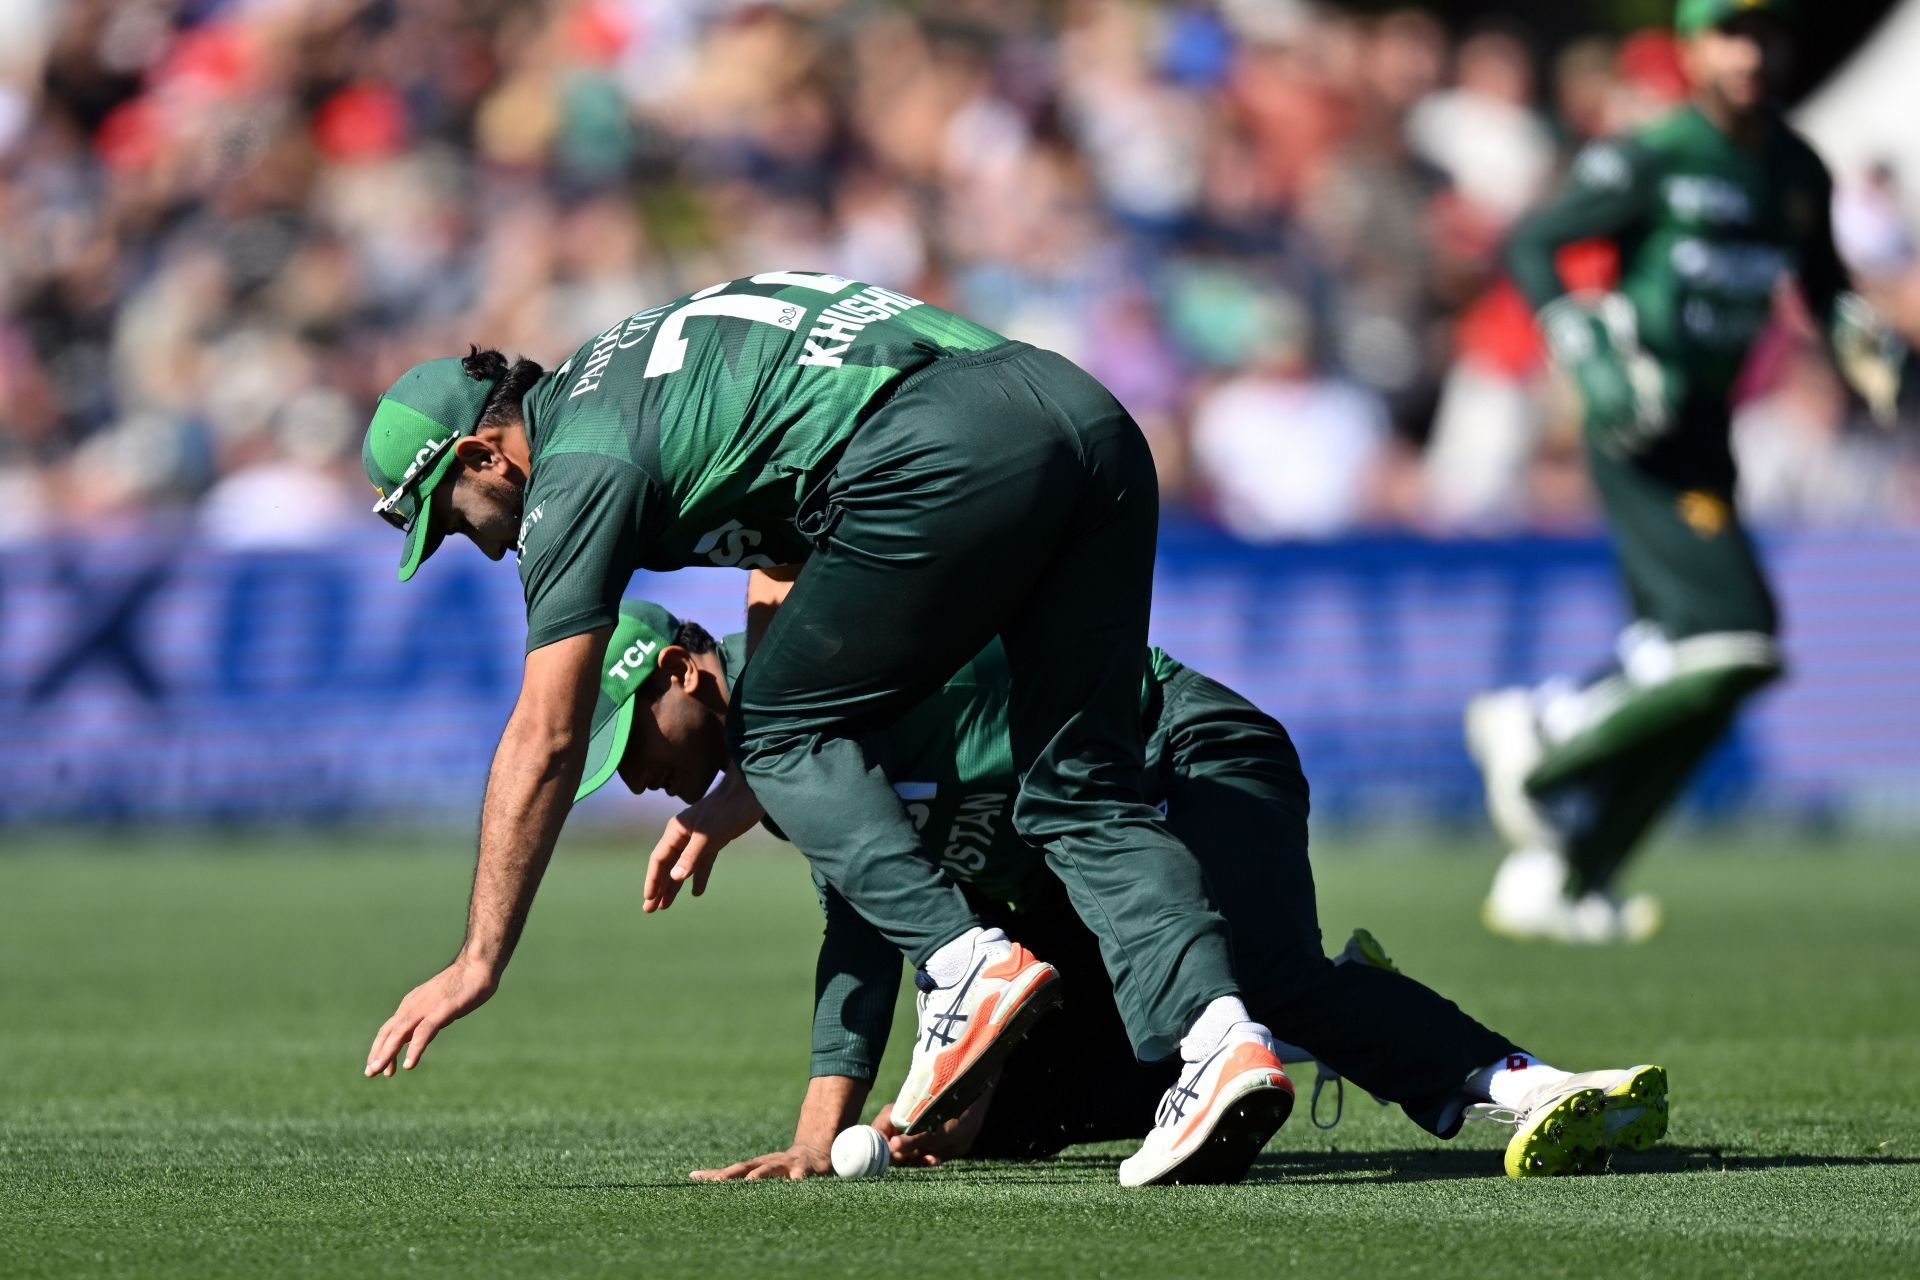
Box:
[451,947,506,988]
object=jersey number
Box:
[643,271,852,378]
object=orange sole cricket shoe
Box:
[893,940,1063,1136]
[1118,1032,1296,1187]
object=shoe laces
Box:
[1155,1056,1210,1129]
[1309,1068,1346,1130]
[1464,1102,1521,1127]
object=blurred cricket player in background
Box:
[575,596,1670,1180]
[1469,0,1911,942]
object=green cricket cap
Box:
[362,356,501,582]
[1677,0,1794,34]
[575,600,683,803]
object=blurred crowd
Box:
[2,0,1919,546]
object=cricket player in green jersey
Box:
[570,598,1668,1180]
[357,273,1294,1186]
[1469,0,1911,942]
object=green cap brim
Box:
[574,696,637,803]
[395,447,462,582]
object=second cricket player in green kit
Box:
[568,598,1670,1181]
[357,272,1296,1185]
[1470,0,1911,942]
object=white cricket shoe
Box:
[1566,1064,1670,1152]
[1465,687,1562,853]
[892,936,1062,1136]
[1472,1064,1668,1175]
[1489,1076,1610,1177]
[1117,1025,1295,1187]
[1482,846,1578,940]
[1485,853,1663,945]
[1579,891,1663,944]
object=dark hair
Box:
[462,345,545,430]
[642,620,718,701]
[673,620,717,655]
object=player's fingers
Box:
[670,828,706,884]
[402,1013,445,1069]
[365,1016,408,1076]
[871,1104,898,1137]
[691,1156,766,1181]
[644,824,692,911]
[689,1164,742,1181]
[366,1012,401,1062]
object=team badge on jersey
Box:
[1677,491,1730,537]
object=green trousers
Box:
[971,668,1518,1151]
[1587,427,1777,641]
[730,343,1237,1060]
[1536,416,1782,893]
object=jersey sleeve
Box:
[518,453,652,653]
[809,870,903,1081]
[1505,137,1659,311]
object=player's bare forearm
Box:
[795,1074,872,1156]
[462,722,578,969]
[362,629,608,1080]
[745,564,799,658]
[461,629,608,974]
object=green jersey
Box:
[1506,105,1848,406]
[513,273,1006,650]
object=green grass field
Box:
[3,833,1917,1279]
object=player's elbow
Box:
[1500,218,1557,294]
[502,700,587,771]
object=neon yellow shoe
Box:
[1495,1080,1609,1178]
[1587,1064,1669,1152]
[1338,927,1401,973]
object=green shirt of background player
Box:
[355,274,1296,1188]
[1471,0,1913,943]
[572,598,1666,1183]
[1508,0,1905,465]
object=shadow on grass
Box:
[536,1146,1916,1192]
[1246,1145,1920,1186]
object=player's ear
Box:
[656,645,696,690]
[453,436,495,472]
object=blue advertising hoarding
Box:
[2,525,1916,827]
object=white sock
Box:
[923,926,1007,989]
[1180,995,1256,1062]
[1467,1052,1570,1110]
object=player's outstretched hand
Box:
[642,771,765,912]
[689,1145,830,1182]
[362,959,497,1078]
[872,1100,988,1167]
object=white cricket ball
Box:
[830,1124,891,1179]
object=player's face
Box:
[439,462,523,562]
[619,678,729,805]
[1688,17,1788,114]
